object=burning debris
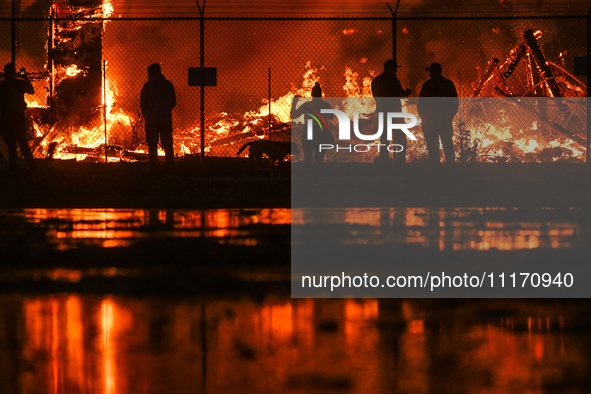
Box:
[472,29,585,98]
[461,28,587,163]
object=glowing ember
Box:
[64,65,84,77]
[103,0,114,18]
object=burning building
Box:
[30,0,135,161]
[49,1,104,130]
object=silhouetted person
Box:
[140,63,176,172]
[291,82,334,172]
[371,59,411,165]
[417,63,458,164]
[0,62,37,171]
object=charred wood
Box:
[523,29,562,97]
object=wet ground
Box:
[1,207,591,393]
[1,161,591,208]
[2,294,591,394]
[0,158,290,209]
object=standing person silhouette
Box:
[291,82,334,172]
[0,62,37,171]
[371,59,411,165]
[140,63,176,172]
[417,63,459,164]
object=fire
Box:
[153,59,588,163]
[514,139,538,153]
[36,74,137,162]
[24,6,586,165]
[245,61,325,125]
[32,56,585,163]
[184,61,379,156]
[343,67,373,97]
[53,64,86,85]
[103,0,114,18]
[25,98,47,108]
[64,64,83,77]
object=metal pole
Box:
[11,0,16,64]
[587,7,590,164]
[386,0,400,61]
[200,19,205,164]
[197,1,206,165]
[268,67,272,141]
[103,60,108,163]
[48,8,54,112]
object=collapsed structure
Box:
[456,29,587,163]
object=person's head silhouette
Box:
[384,59,401,74]
[311,82,322,97]
[426,62,442,79]
[3,62,16,79]
[147,63,161,75]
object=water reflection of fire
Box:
[16,295,577,393]
[294,207,582,252]
[22,208,291,250]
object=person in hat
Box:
[291,82,334,172]
[371,59,412,165]
[140,62,177,172]
[417,62,459,164]
[0,62,37,171]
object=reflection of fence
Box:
[0,12,589,162]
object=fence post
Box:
[49,8,54,113]
[387,1,400,62]
[197,1,206,165]
[103,60,108,163]
[11,0,16,63]
[268,68,272,141]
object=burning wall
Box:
[50,0,103,128]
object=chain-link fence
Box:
[0,13,589,163]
